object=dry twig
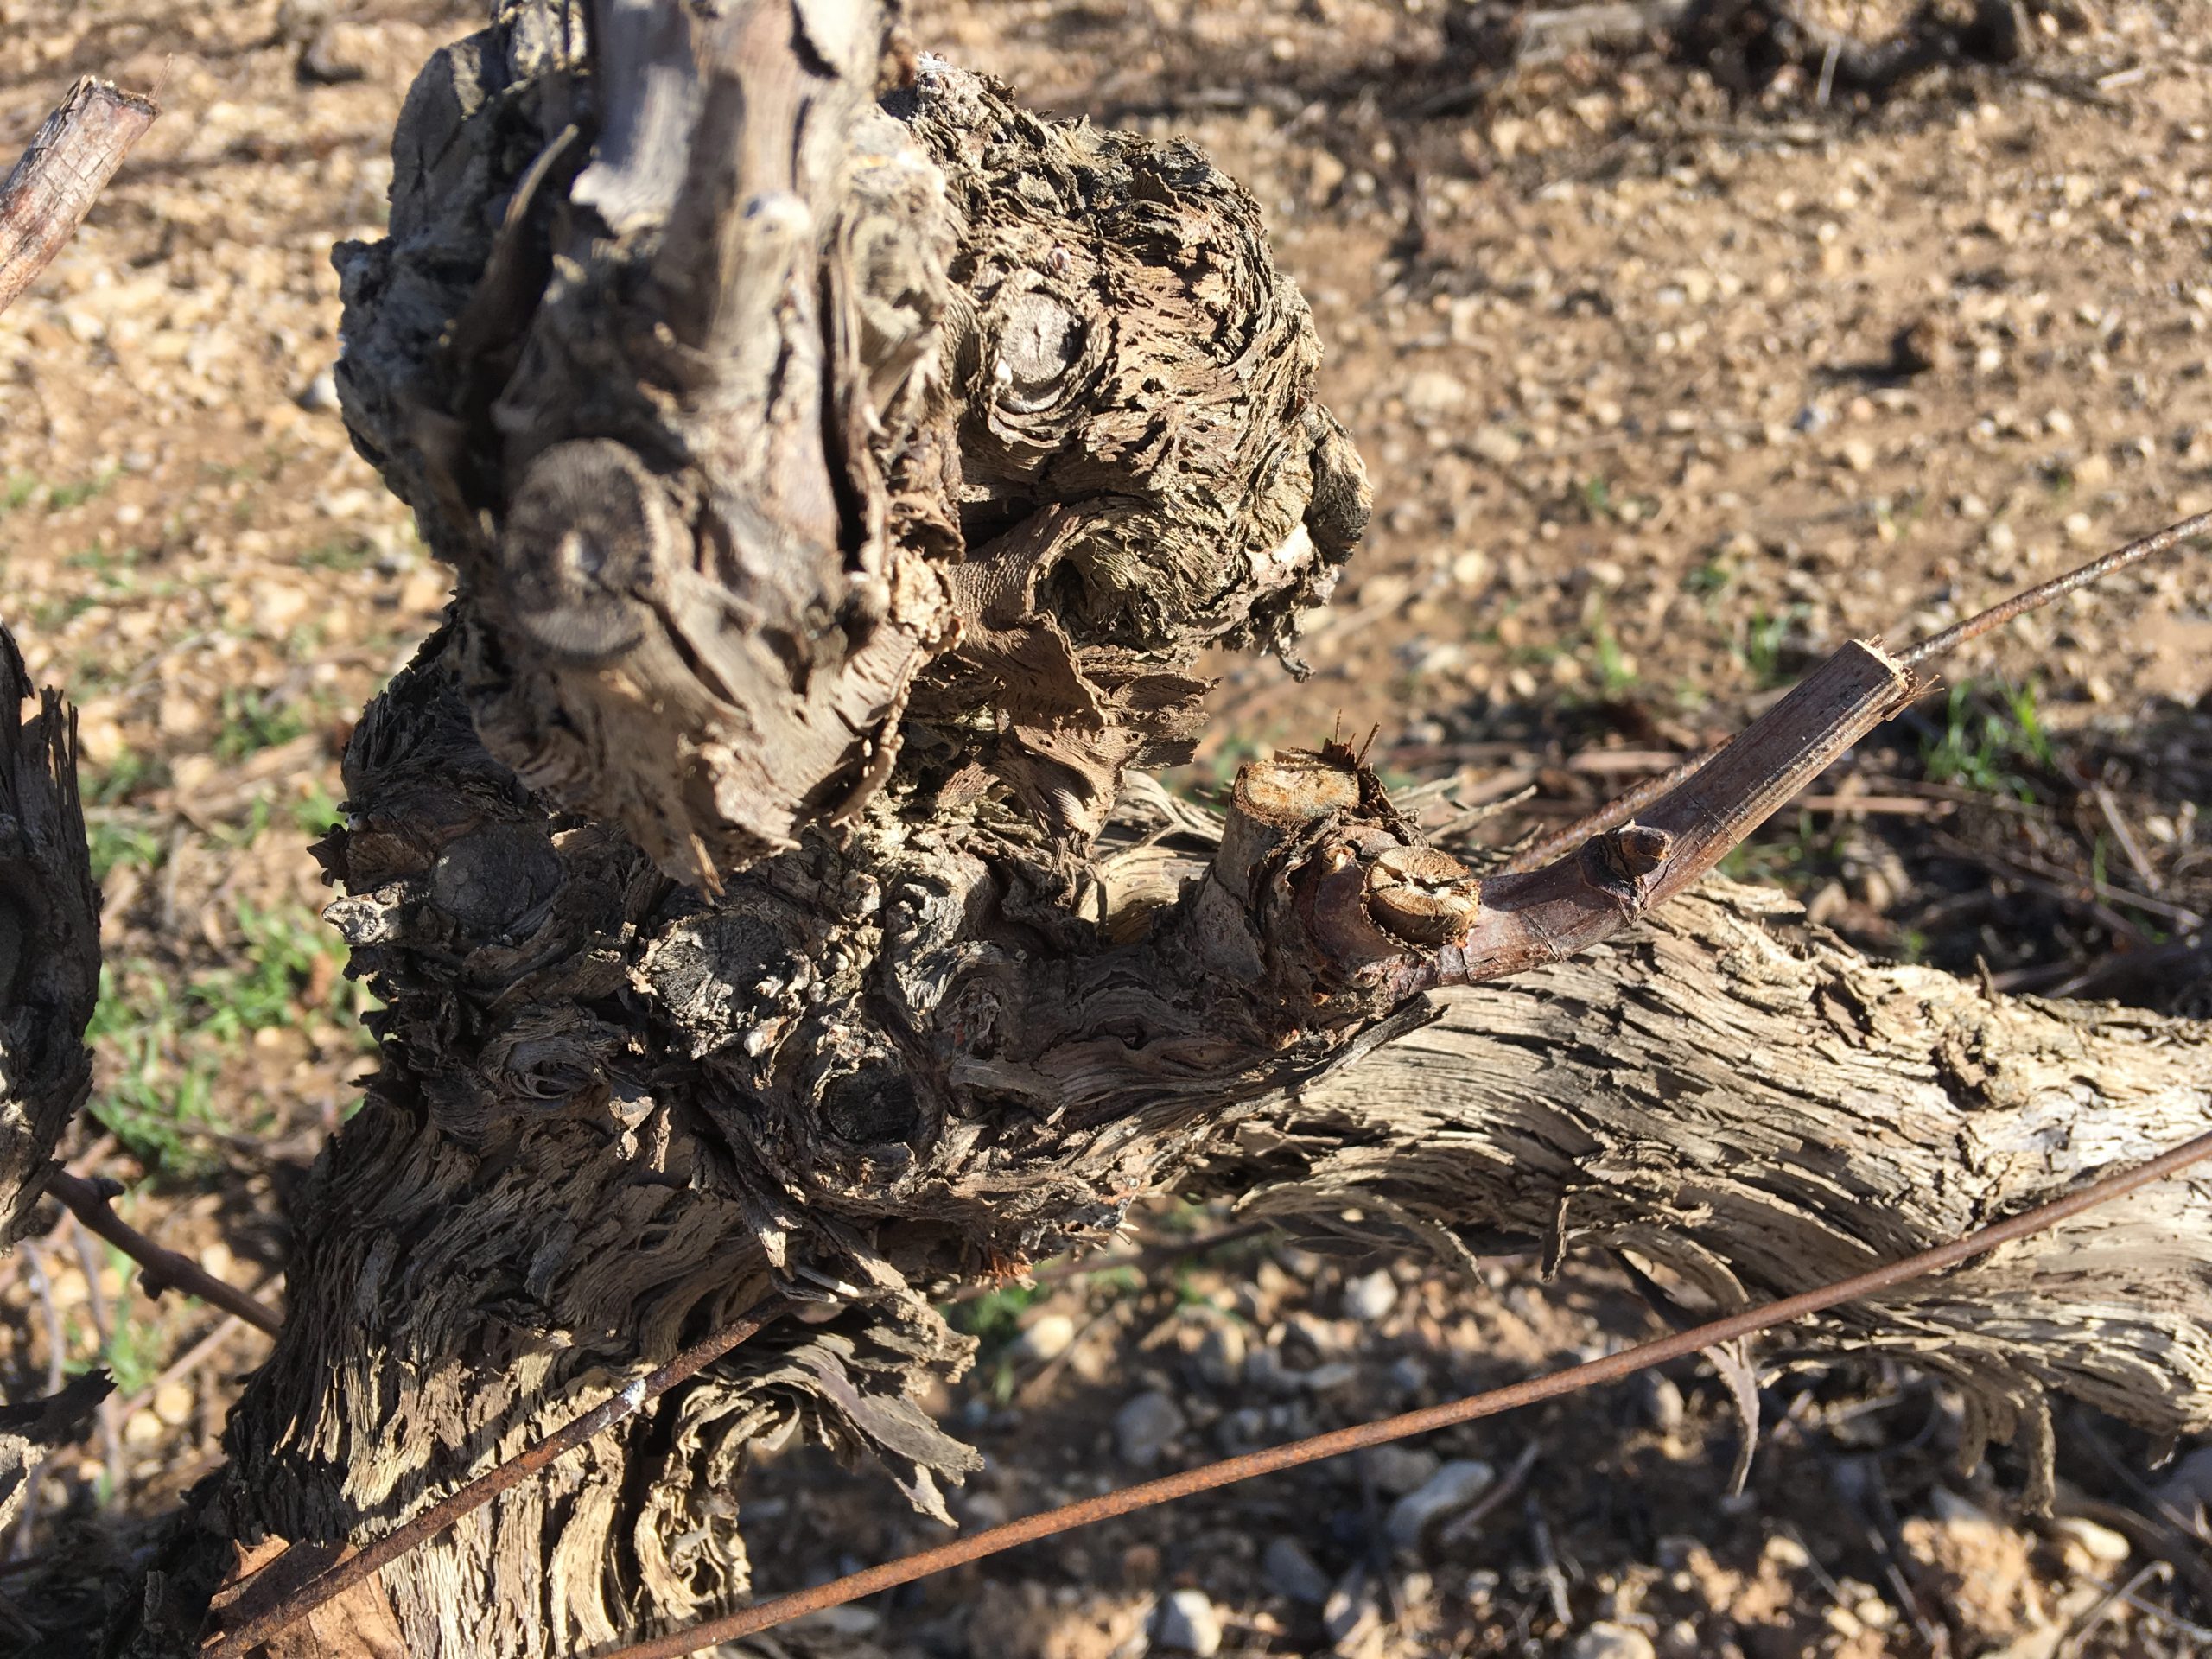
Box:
[0,76,158,315]
[43,1171,280,1336]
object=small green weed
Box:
[86,966,225,1177]
[300,535,374,573]
[947,1281,1049,1348]
[96,1246,161,1395]
[1734,605,1809,690]
[86,819,165,883]
[189,899,361,1041]
[1589,620,1637,698]
[292,780,344,842]
[213,689,308,762]
[48,468,118,512]
[86,747,166,807]
[1921,680,2054,802]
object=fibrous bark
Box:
[48,3,2212,1656]
[0,626,99,1249]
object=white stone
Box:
[1386,1459,1495,1547]
[1011,1312,1076,1363]
[1341,1268,1397,1323]
[2050,1516,2131,1567]
[1567,1622,1657,1659]
[1402,369,1468,416]
[1153,1588,1223,1656]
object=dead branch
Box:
[0,628,99,1249]
[0,76,158,319]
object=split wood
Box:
[594,1122,2212,1657]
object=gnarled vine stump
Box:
[19,3,2203,1655]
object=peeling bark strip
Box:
[0,76,158,316]
[0,626,100,1249]
[76,3,2199,1656]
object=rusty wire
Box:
[588,1123,2212,1659]
[1501,508,2212,875]
[200,1298,788,1659]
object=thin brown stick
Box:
[0,76,159,319]
[591,1124,2212,1659]
[44,1170,281,1336]
[199,1297,789,1659]
[1501,509,2212,876]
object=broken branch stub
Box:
[0,75,158,316]
[340,0,1367,888]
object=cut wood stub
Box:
[331,0,1367,888]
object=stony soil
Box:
[1,2,2208,1655]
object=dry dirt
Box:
[1,1,2209,1655]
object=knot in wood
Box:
[498,440,680,663]
[1363,843,1481,947]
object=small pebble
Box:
[1113,1390,1188,1468]
[1341,1268,1397,1323]
[151,1381,196,1428]
[1264,1536,1332,1605]
[1300,1361,1359,1393]
[2049,1516,2131,1567]
[1363,1444,1440,1497]
[1193,1322,1245,1389]
[1011,1312,1075,1363]
[1152,1587,1223,1656]
[1386,1459,1495,1547]
[1567,1621,1657,1659]
[296,367,340,411]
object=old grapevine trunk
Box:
[63,2,2210,1654]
